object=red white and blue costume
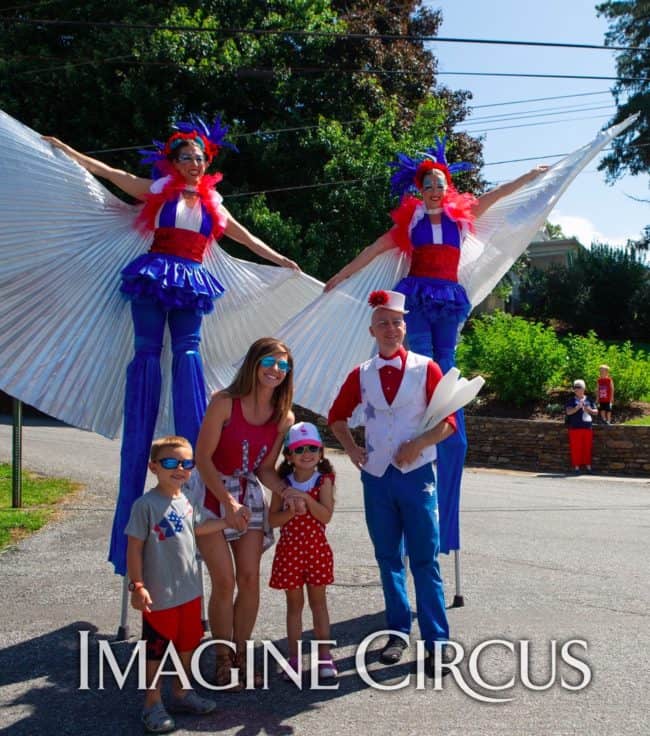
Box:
[390,188,473,553]
[109,167,229,575]
[273,117,638,558]
[0,110,322,577]
[328,346,455,648]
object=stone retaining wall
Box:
[465,416,650,477]
[297,408,649,477]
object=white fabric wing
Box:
[275,249,409,423]
[460,114,639,307]
[273,116,638,422]
[0,109,322,438]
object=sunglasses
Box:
[157,458,195,470]
[259,356,291,372]
[291,445,321,455]
[177,154,206,164]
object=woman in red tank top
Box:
[195,336,295,688]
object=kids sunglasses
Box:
[259,356,291,372]
[157,458,196,470]
[291,445,321,455]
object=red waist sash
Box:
[149,227,209,263]
[408,245,460,282]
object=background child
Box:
[268,422,337,680]
[597,365,615,424]
[126,435,226,734]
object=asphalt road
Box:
[1,415,649,736]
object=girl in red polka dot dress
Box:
[269,421,337,680]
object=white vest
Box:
[360,351,437,477]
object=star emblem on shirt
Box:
[422,482,435,495]
[364,402,376,421]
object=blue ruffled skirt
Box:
[120,253,225,314]
[395,276,471,321]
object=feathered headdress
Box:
[388,137,474,198]
[139,114,238,179]
[388,137,478,231]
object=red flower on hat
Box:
[368,290,389,308]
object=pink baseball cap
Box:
[285,422,323,451]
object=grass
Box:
[0,463,82,550]
[624,415,650,427]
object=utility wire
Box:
[0,18,648,53]
[438,71,647,82]
[459,112,614,134]
[7,57,648,83]
[0,0,60,11]
[86,104,625,155]
[465,103,614,125]
[223,143,650,199]
[472,90,611,109]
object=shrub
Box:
[562,333,650,404]
[458,312,566,405]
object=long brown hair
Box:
[224,337,294,423]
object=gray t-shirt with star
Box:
[125,488,204,611]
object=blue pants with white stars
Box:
[361,463,449,648]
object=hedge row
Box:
[456,312,650,405]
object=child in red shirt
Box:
[597,365,614,425]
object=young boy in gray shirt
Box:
[126,435,227,734]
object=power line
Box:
[438,71,647,82]
[8,57,647,84]
[0,18,647,53]
[466,103,614,126]
[86,103,625,156]
[459,112,614,134]
[0,0,60,11]
[472,90,612,109]
[223,143,650,199]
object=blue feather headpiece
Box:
[138,114,238,178]
[388,137,474,198]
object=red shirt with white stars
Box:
[327,346,457,431]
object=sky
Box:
[428,0,648,247]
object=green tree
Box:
[0,1,484,280]
[517,243,649,339]
[545,221,566,239]
[597,1,650,180]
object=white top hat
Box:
[367,289,408,314]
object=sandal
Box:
[214,652,242,691]
[234,649,264,689]
[318,657,338,680]
[168,690,217,715]
[141,702,175,734]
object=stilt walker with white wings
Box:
[0,110,322,575]
[275,116,638,589]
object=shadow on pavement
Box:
[1,612,423,735]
